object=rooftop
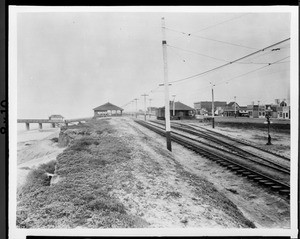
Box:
[93,102,123,111]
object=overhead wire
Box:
[166,13,251,43]
[215,55,290,86]
[167,44,229,62]
[190,13,251,34]
[165,27,258,50]
[169,38,290,84]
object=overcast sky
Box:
[15,9,291,118]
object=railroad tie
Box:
[271,185,283,190]
[241,171,252,176]
[235,169,246,174]
[226,165,240,170]
[252,177,264,181]
[279,189,290,195]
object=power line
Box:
[165,27,258,50]
[169,38,290,84]
[166,13,250,43]
[189,34,258,50]
[190,13,251,34]
[215,56,290,86]
[167,44,229,62]
[167,46,199,72]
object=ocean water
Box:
[17,123,53,133]
[17,123,60,143]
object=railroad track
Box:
[135,119,290,199]
[150,120,290,172]
[183,122,290,161]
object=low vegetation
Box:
[17,119,148,228]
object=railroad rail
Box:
[185,122,290,161]
[150,120,290,172]
[135,119,290,199]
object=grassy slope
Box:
[17,118,255,229]
[17,119,148,228]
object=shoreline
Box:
[17,128,65,190]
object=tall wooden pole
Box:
[161,17,172,151]
[141,94,148,121]
[234,96,237,118]
[134,98,138,118]
[149,98,152,118]
[172,95,176,116]
[211,83,215,128]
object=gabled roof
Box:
[239,106,247,110]
[161,101,194,111]
[49,114,64,118]
[227,102,238,107]
[93,102,123,111]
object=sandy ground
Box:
[16,117,290,228]
[110,117,290,228]
[184,121,290,159]
[17,128,65,190]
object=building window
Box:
[262,112,265,116]
[259,112,261,116]
[279,112,282,117]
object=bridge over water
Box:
[17,117,93,130]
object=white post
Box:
[141,94,148,121]
[149,98,152,118]
[134,98,138,118]
[234,96,236,118]
[162,17,172,151]
[211,82,215,128]
[172,95,176,117]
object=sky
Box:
[15,9,292,119]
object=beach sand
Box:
[17,127,65,190]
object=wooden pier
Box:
[17,117,93,130]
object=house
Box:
[238,106,249,117]
[194,101,227,116]
[258,105,266,118]
[277,101,290,119]
[93,102,123,117]
[223,102,240,117]
[48,114,64,121]
[157,101,195,120]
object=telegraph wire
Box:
[169,38,290,84]
[215,56,290,86]
[190,13,251,34]
[165,27,258,50]
[165,13,250,43]
[167,44,229,63]
[167,46,200,72]
[187,34,258,50]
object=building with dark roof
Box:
[48,114,64,121]
[157,101,195,120]
[93,102,123,117]
[223,102,240,117]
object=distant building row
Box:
[149,99,290,120]
[194,99,290,119]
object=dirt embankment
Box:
[17,118,258,229]
[17,129,65,190]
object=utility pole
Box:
[210,82,215,128]
[141,94,148,121]
[134,98,138,118]
[234,96,237,118]
[149,98,152,119]
[172,95,176,117]
[161,17,172,151]
[131,101,135,117]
